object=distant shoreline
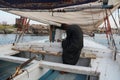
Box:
[0,29,49,35]
[0,24,49,35]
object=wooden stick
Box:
[12,47,96,59]
[12,47,62,56]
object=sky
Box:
[0,10,41,24]
[100,10,120,28]
[0,10,120,28]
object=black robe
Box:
[62,25,83,65]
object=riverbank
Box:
[0,28,16,34]
[0,24,49,35]
[0,24,16,34]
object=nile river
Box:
[0,34,120,50]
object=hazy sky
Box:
[100,10,120,28]
[0,10,40,24]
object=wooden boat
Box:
[0,0,120,80]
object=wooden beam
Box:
[39,61,100,76]
[12,47,62,56]
[12,47,96,59]
[0,55,37,64]
[80,52,96,59]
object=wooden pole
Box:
[39,61,100,76]
[12,47,62,56]
[12,47,96,59]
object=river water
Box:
[0,34,120,50]
[0,34,49,45]
[84,34,120,50]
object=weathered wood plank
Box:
[39,61,100,76]
[12,47,96,59]
[12,47,62,56]
[0,55,37,64]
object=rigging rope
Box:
[109,9,120,35]
[104,9,117,60]
[103,13,110,45]
[118,9,120,34]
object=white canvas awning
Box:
[0,0,120,34]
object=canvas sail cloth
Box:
[0,0,120,34]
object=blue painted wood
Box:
[39,70,60,80]
[102,5,113,9]
[0,60,20,80]
[45,71,60,80]
[74,74,87,80]
[39,70,54,80]
[39,70,87,80]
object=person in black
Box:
[62,24,83,65]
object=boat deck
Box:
[0,40,120,80]
[0,44,19,56]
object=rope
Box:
[104,9,117,60]
[109,9,120,35]
[118,9,120,34]
[104,13,110,45]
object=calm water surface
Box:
[0,34,120,49]
[0,34,48,45]
[84,34,120,50]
